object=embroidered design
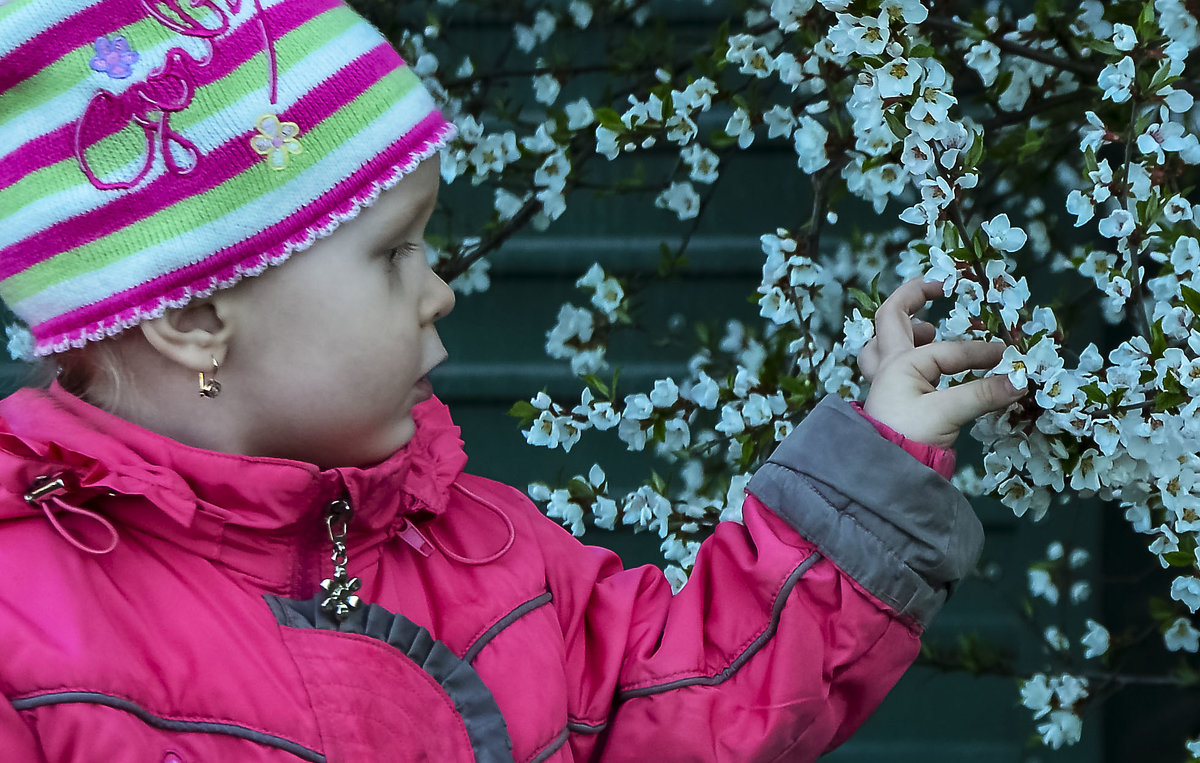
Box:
[140,0,237,38]
[250,114,302,171]
[252,0,279,104]
[76,49,201,190]
[75,0,283,191]
[89,35,140,80]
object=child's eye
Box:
[386,242,422,267]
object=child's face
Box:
[219,156,454,468]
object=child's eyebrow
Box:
[378,186,438,241]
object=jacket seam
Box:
[526,725,570,763]
[613,552,821,701]
[463,591,554,664]
[10,690,325,762]
[566,717,606,734]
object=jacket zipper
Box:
[318,498,361,621]
[315,496,436,620]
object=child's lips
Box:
[415,376,433,399]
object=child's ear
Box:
[139,297,236,373]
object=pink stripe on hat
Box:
[0,1,143,86]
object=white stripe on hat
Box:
[0,0,95,59]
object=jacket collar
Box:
[0,382,468,590]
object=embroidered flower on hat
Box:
[89,35,139,80]
[250,114,303,170]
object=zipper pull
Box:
[319,498,363,621]
[395,516,433,557]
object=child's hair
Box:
[29,342,123,411]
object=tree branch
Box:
[925,17,1099,80]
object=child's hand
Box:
[858,278,1026,450]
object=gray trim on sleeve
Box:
[11,691,325,761]
[266,593,514,763]
[747,394,983,628]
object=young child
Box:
[0,1,1023,760]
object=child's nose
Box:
[425,269,455,322]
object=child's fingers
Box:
[873,279,942,355]
[926,374,1025,425]
[908,339,1009,386]
[858,339,880,378]
[912,320,936,346]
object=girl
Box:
[0,1,1023,760]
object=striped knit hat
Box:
[0,0,455,357]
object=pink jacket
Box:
[0,384,981,762]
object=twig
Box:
[1118,99,1154,339]
[925,16,1099,80]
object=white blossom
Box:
[1081,619,1109,658]
[1098,56,1135,103]
[1112,23,1137,52]
[532,73,561,105]
[1172,576,1200,612]
[965,41,1001,86]
[1166,616,1200,652]
[565,98,595,129]
[655,181,701,220]
[982,213,1028,252]
[793,116,830,173]
[874,57,924,98]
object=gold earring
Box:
[198,357,221,399]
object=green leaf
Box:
[1018,128,1045,160]
[883,109,909,140]
[507,400,539,425]
[1156,372,1188,411]
[582,374,610,398]
[1150,319,1168,357]
[567,477,594,501]
[594,107,624,131]
[709,128,736,150]
[1150,596,1177,622]
[964,131,985,171]
[1181,284,1200,316]
[993,69,1014,95]
[649,470,668,495]
[1148,59,1174,93]
[1137,0,1156,39]
[972,229,988,258]
[909,43,936,58]
[1163,548,1197,567]
[779,375,809,395]
[848,287,878,316]
[1081,382,1108,405]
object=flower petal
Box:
[256,114,281,139]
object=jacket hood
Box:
[0,382,469,587]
